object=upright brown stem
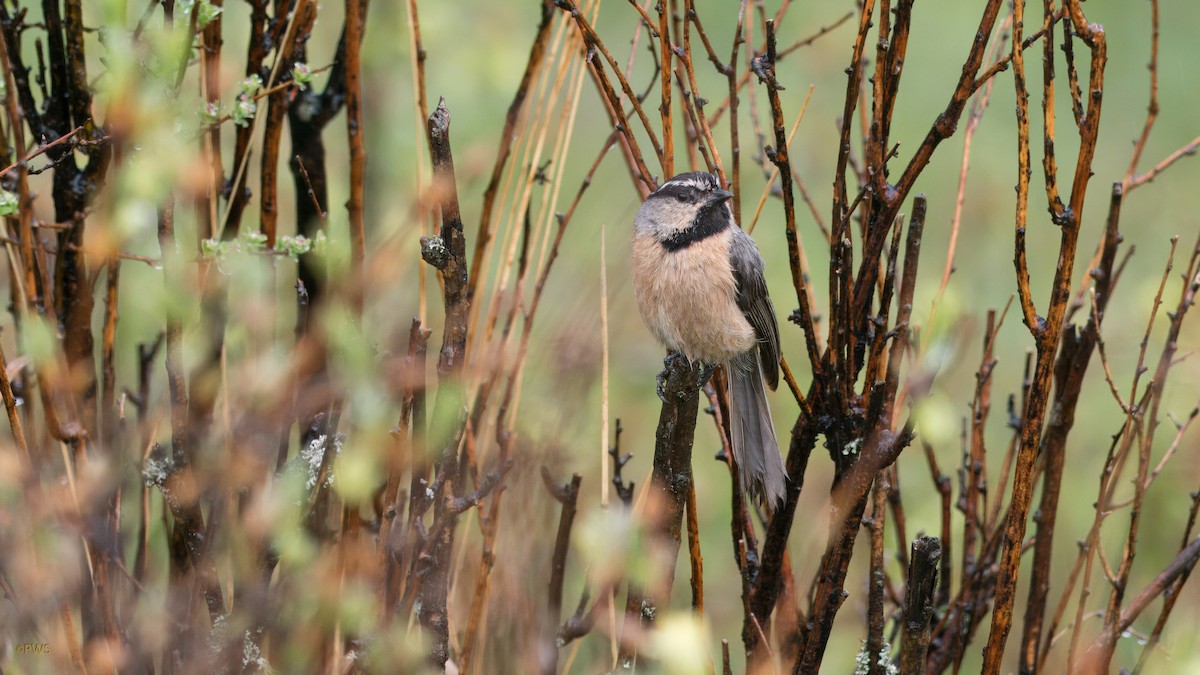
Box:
[899,536,941,674]
[417,99,471,668]
[865,476,888,675]
[658,0,673,178]
[983,2,1106,669]
[619,353,700,667]
[541,469,582,675]
[345,0,366,313]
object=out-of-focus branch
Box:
[1078,536,1200,674]
[883,0,1004,223]
[417,98,471,668]
[472,1,555,304]
[554,0,665,174]
[541,468,582,675]
[1132,490,1200,673]
[582,45,657,194]
[345,0,366,313]
[1118,536,1200,636]
[658,0,673,179]
[1126,135,1200,192]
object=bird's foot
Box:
[696,362,717,388]
[657,351,692,402]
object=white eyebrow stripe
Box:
[659,179,703,191]
[658,176,713,192]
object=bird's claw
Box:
[696,362,716,388]
[657,351,692,402]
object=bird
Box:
[630,171,786,508]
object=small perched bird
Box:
[631,171,786,507]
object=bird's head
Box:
[634,172,735,250]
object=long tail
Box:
[727,353,787,509]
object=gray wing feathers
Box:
[728,352,787,508]
[729,229,781,390]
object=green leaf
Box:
[292,62,314,91]
[199,100,222,127]
[196,1,222,28]
[0,190,18,216]
[240,74,263,97]
[231,96,257,127]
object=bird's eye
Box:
[675,193,689,203]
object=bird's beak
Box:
[709,188,734,203]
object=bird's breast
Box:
[631,230,756,364]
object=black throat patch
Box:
[660,202,731,252]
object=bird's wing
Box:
[729,228,780,390]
